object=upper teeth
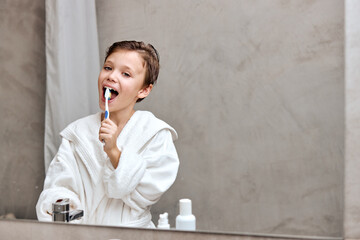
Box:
[105,87,114,91]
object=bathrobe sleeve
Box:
[36,138,84,221]
[102,129,179,211]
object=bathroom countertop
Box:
[0,219,343,240]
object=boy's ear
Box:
[138,84,153,99]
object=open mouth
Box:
[103,86,119,100]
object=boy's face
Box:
[98,50,150,113]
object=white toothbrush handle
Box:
[105,98,109,119]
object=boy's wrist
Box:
[108,147,121,169]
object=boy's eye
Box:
[122,72,131,77]
[104,66,112,71]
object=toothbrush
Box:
[104,88,111,119]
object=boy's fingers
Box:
[99,133,111,142]
[102,118,116,126]
[99,127,111,134]
[101,122,118,131]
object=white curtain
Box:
[44,0,100,171]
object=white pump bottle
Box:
[157,212,170,229]
[175,199,196,230]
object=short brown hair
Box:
[105,41,160,102]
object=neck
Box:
[106,108,135,128]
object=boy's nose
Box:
[107,74,117,82]
[108,70,118,82]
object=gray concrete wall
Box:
[0,0,46,219]
[96,0,344,236]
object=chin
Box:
[98,102,105,111]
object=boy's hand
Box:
[99,118,121,168]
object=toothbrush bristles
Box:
[105,88,111,100]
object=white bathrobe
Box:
[36,110,179,227]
